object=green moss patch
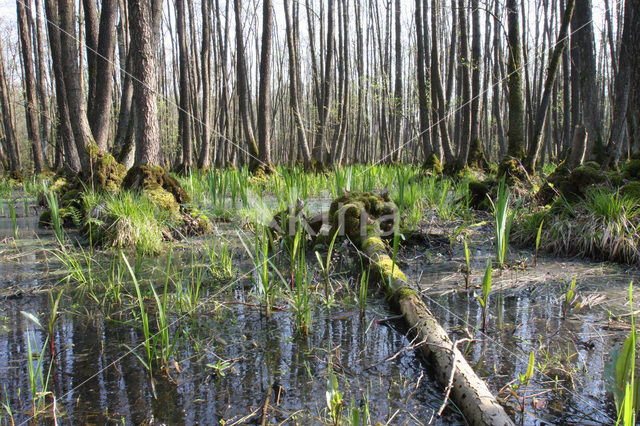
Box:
[90,152,126,193]
[622,159,640,180]
[424,154,443,174]
[621,182,640,201]
[123,165,191,205]
[328,191,397,241]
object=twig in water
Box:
[365,335,425,370]
[415,370,424,390]
[261,385,272,426]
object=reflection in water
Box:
[0,287,462,424]
[422,280,625,424]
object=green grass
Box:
[516,187,640,264]
[240,224,277,319]
[583,188,640,224]
[20,311,52,419]
[44,185,64,244]
[89,191,174,255]
[8,197,17,238]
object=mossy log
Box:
[331,192,514,425]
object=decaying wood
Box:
[335,193,514,425]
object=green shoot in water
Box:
[240,225,276,319]
[290,226,312,334]
[20,311,52,419]
[489,176,522,267]
[8,197,17,238]
[316,226,340,306]
[43,185,64,245]
[123,249,179,378]
[514,350,536,416]
[149,244,179,371]
[121,253,154,380]
[1,385,14,425]
[358,267,369,319]
[47,290,63,359]
[534,219,544,266]
[562,277,578,318]
[615,282,638,425]
[475,258,493,332]
[326,362,344,426]
[463,237,471,289]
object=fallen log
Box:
[329,192,514,425]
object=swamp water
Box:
[402,233,640,425]
[0,205,462,425]
[1,199,638,425]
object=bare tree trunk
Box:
[129,0,161,166]
[176,0,193,170]
[313,0,335,168]
[33,0,51,165]
[113,1,134,165]
[283,0,311,167]
[561,0,572,152]
[505,0,525,160]
[198,0,212,169]
[571,0,603,159]
[44,0,79,173]
[58,0,93,172]
[431,0,453,163]
[604,0,639,167]
[392,0,402,162]
[469,0,482,153]
[526,0,575,171]
[83,0,99,113]
[492,0,506,157]
[17,0,45,173]
[256,0,274,172]
[87,0,117,151]
[415,0,432,162]
[233,0,259,170]
[456,0,472,169]
[0,37,21,172]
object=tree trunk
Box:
[505,0,525,160]
[256,0,274,172]
[604,0,639,167]
[198,0,212,169]
[571,0,603,159]
[283,0,311,168]
[176,0,193,170]
[469,0,482,158]
[431,0,454,164]
[414,0,432,162]
[128,0,161,166]
[58,0,94,172]
[33,0,51,165]
[392,0,402,162]
[0,37,21,172]
[525,0,575,172]
[87,0,117,151]
[233,0,259,170]
[456,0,472,169]
[17,0,45,173]
[43,0,80,173]
[82,0,99,115]
[313,0,335,168]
